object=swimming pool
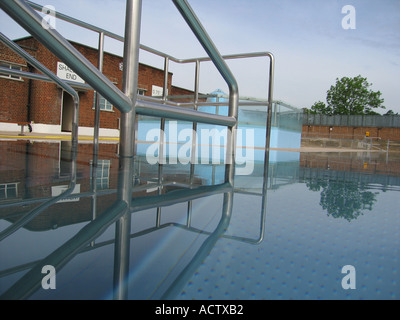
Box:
[0,139,399,300]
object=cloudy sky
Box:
[1,0,399,113]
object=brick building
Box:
[0,36,193,136]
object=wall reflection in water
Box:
[1,140,399,299]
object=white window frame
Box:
[93,92,114,112]
[93,88,146,112]
[90,159,111,190]
[0,62,24,81]
[0,183,19,200]
[137,88,146,96]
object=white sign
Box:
[152,85,164,97]
[57,62,85,83]
[51,184,80,202]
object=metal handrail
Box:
[0,32,80,242]
[135,99,237,126]
[0,0,133,114]
[0,0,274,300]
[13,0,276,176]
[21,0,239,119]
[25,0,124,42]
[25,1,261,65]
[0,0,274,227]
[3,0,240,133]
[23,1,274,122]
[1,200,128,300]
[172,0,239,119]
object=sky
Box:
[1,0,399,113]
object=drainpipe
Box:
[27,63,33,132]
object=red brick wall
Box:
[169,85,204,103]
[0,40,32,123]
[300,152,400,177]
[0,140,121,229]
[0,141,27,183]
[1,36,180,131]
[0,75,29,123]
[302,125,400,141]
[69,42,174,129]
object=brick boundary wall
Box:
[302,125,400,141]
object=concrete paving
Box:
[1,130,385,153]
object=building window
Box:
[0,183,18,200]
[90,160,110,190]
[93,89,146,111]
[138,88,146,96]
[93,92,113,112]
[0,62,23,81]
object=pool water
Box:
[0,140,399,300]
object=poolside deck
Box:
[0,131,387,153]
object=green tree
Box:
[308,75,385,115]
[309,101,331,114]
[384,109,399,116]
[305,178,378,222]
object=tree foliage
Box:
[306,178,377,222]
[307,75,385,115]
[308,101,331,115]
[384,109,399,116]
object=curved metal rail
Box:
[0,0,275,300]
[0,32,80,242]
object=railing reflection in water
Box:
[0,134,276,299]
[0,0,276,300]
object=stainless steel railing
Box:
[23,0,274,125]
[0,0,274,300]
[1,0,133,113]
[19,0,275,184]
[0,32,80,242]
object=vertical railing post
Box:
[163,57,169,102]
[93,32,105,155]
[172,0,239,186]
[156,56,170,225]
[264,54,275,165]
[187,59,201,226]
[190,60,200,181]
[0,32,80,242]
[259,53,275,243]
[91,31,105,232]
[113,0,142,301]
